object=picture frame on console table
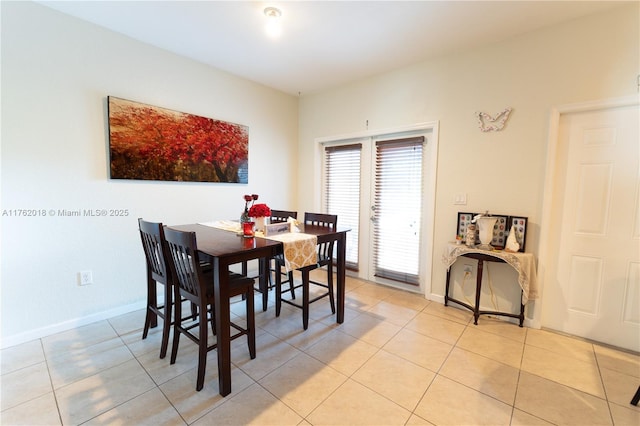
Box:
[456,212,475,242]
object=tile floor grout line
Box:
[40,337,65,426]
[592,341,618,426]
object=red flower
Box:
[248,203,271,218]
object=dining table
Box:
[168,222,349,396]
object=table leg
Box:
[474,260,483,325]
[519,292,525,327]
[631,385,640,406]
[258,258,269,311]
[213,257,232,397]
[336,232,346,324]
[444,268,451,306]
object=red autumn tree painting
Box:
[108,97,248,183]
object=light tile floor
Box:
[2,273,639,425]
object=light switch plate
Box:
[454,193,467,205]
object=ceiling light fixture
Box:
[264,6,282,38]
[264,7,282,18]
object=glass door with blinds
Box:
[322,130,430,292]
[372,137,424,286]
[323,144,362,270]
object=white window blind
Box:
[373,137,424,285]
[324,144,361,269]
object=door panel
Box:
[371,137,423,286]
[543,103,639,351]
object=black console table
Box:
[443,244,538,327]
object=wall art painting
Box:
[108,96,248,183]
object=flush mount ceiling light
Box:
[264,6,282,18]
[264,6,282,38]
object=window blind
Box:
[373,137,424,285]
[324,144,362,270]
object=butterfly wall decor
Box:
[475,107,513,132]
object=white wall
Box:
[0,2,299,347]
[298,4,639,324]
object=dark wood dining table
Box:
[168,222,349,396]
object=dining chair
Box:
[241,209,298,309]
[268,209,298,299]
[270,209,297,224]
[275,212,338,330]
[163,227,256,391]
[138,218,180,359]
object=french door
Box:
[372,137,424,285]
[322,126,436,293]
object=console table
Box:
[442,244,538,326]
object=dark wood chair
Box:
[138,219,179,359]
[269,209,298,299]
[270,209,297,224]
[275,212,337,329]
[163,227,256,391]
[241,209,298,310]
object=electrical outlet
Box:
[463,264,473,274]
[79,270,93,286]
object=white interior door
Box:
[542,102,639,351]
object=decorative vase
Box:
[240,208,249,224]
[476,216,498,250]
[240,208,253,237]
[254,216,267,233]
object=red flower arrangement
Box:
[242,193,270,219]
[241,194,259,223]
[248,203,271,218]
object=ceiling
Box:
[38,1,626,96]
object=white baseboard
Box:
[1,301,146,350]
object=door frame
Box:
[537,94,639,330]
[314,121,439,297]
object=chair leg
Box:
[170,288,182,365]
[240,261,249,301]
[246,287,256,359]
[327,263,336,314]
[259,258,269,312]
[275,263,282,317]
[159,282,172,359]
[143,275,158,339]
[268,259,274,290]
[302,270,310,330]
[210,304,216,335]
[288,271,296,299]
[191,302,198,320]
[196,305,208,391]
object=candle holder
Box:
[242,221,255,238]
